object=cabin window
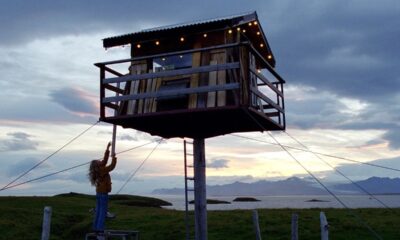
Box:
[153,53,192,72]
[157,78,190,112]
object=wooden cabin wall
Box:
[118,30,246,115]
[239,46,249,106]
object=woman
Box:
[88,142,117,233]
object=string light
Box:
[248,22,253,26]
[242,29,246,33]
[180,37,185,42]
[155,41,160,45]
[253,21,258,25]
[162,58,166,61]
[228,29,233,34]
[179,55,183,58]
[236,27,241,31]
[136,44,141,49]
[267,54,272,60]
[203,33,207,38]
[260,43,264,48]
[257,31,261,35]
[257,69,261,73]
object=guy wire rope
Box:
[243,110,383,240]
[0,120,100,191]
[283,130,392,210]
[116,139,163,194]
[0,140,158,192]
[230,134,400,172]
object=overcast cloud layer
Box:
[1,0,400,195]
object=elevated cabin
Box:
[95,12,286,139]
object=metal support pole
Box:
[193,138,207,240]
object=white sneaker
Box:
[107,211,116,218]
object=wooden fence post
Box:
[291,213,298,240]
[41,206,52,240]
[252,210,262,240]
[320,211,329,240]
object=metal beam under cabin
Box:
[193,138,207,240]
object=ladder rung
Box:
[185,141,193,144]
[187,188,195,191]
[187,165,193,168]
[186,177,195,181]
[186,153,193,156]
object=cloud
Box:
[0,0,258,47]
[0,132,39,152]
[118,134,138,141]
[6,157,50,177]
[49,87,97,116]
[382,127,400,150]
[207,159,229,169]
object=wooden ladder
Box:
[184,140,195,240]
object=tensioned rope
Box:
[283,131,391,209]
[0,120,100,191]
[266,131,383,240]
[243,111,383,240]
[230,134,400,172]
[116,139,163,194]
[0,140,158,192]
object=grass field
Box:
[0,193,399,240]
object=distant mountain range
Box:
[152,177,400,196]
[333,176,400,194]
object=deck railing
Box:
[95,42,285,128]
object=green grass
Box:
[0,193,399,240]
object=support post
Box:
[252,210,262,240]
[193,138,207,240]
[320,211,329,240]
[41,206,52,240]
[291,213,298,240]
[111,81,120,156]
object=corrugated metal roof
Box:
[139,11,256,33]
[103,11,257,45]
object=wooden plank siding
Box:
[103,62,240,85]
[96,43,286,137]
[102,83,240,103]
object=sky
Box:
[1,0,400,196]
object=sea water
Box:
[152,195,400,210]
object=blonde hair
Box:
[88,160,100,186]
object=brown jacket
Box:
[96,149,117,193]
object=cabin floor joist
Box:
[101,106,282,139]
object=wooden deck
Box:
[101,106,282,139]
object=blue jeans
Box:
[93,193,108,231]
